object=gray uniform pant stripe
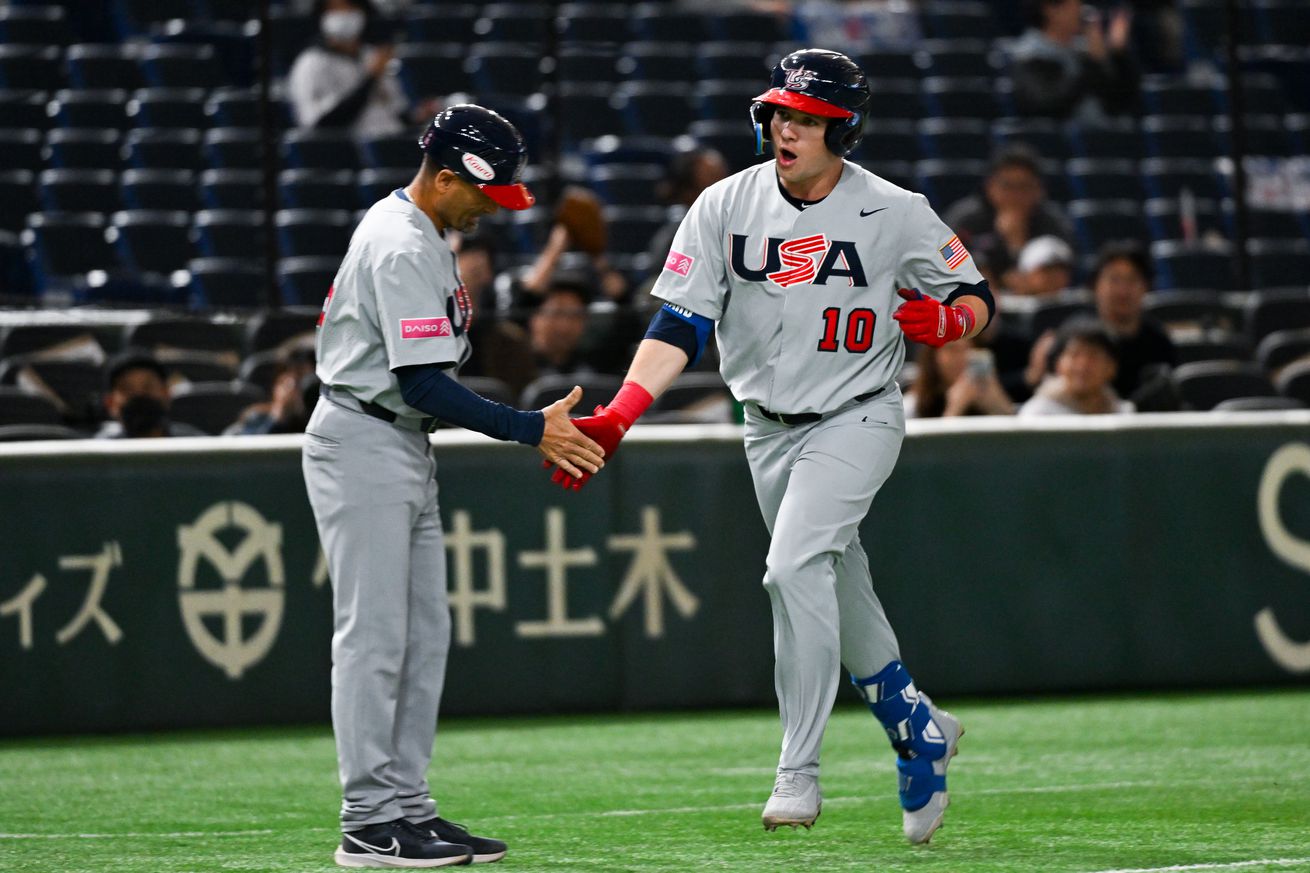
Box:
[303,399,450,830]
[743,392,905,777]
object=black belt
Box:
[321,385,439,433]
[755,387,885,426]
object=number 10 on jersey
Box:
[817,307,876,353]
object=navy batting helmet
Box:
[750,49,871,157]
[419,103,535,210]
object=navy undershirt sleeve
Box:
[645,305,713,365]
[943,278,996,325]
[395,364,544,446]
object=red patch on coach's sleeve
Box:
[399,317,452,339]
[664,249,694,277]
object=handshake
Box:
[536,382,652,491]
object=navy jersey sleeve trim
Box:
[944,279,995,325]
[395,364,544,446]
[646,303,714,366]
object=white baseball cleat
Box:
[762,770,822,831]
[901,692,963,845]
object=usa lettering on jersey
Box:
[730,233,868,288]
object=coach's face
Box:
[435,171,500,233]
[771,106,840,192]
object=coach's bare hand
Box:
[537,386,605,478]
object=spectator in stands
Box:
[1008,0,1140,121]
[529,282,596,378]
[520,186,631,307]
[288,0,437,137]
[1019,319,1134,415]
[451,237,539,399]
[95,351,205,439]
[905,338,1016,418]
[1011,235,1076,297]
[455,235,501,315]
[1092,240,1176,400]
[225,346,319,435]
[943,145,1075,292]
[645,146,729,273]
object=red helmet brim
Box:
[479,182,535,210]
[754,88,854,119]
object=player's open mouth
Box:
[777,148,797,167]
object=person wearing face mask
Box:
[95,351,206,439]
[288,0,428,138]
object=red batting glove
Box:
[550,405,629,491]
[892,287,975,348]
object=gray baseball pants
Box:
[743,389,906,778]
[303,396,450,831]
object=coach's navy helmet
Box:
[751,48,872,157]
[419,103,535,210]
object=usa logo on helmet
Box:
[785,67,816,90]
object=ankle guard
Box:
[851,661,947,762]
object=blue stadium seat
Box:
[580,134,675,168]
[66,43,142,90]
[1172,360,1275,410]
[466,47,544,96]
[556,2,628,43]
[0,88,51,131]
[206,87,293,129]
[46,128,123,170]
[1143,115,1220,159]
[558,84,623,148]
[916,39,995,78]
[1256,327,1310,373]
[395,43,470,102]
[1142,78,1218,115]
[0,129,43,173]
[692,79,755,123]
[267,6,316,77]
[920,1,998,39]
[279,169,356,210]
[199,168,262,210]
[1066,158,1143,200]
[1247,240,1310,291]
[618,41,696,84]
[855,119,919,164]
[917,117,989,160]
[38,168,121,214]
[204,127,263,169]
[686,118,760,175]
[0,45,64,91]
[696,41,772,83]
[992,117,1069,161]
[405,5,478,44]
[1151,239,1236,290]
[24,212,119,285]
[110,0,190,37]
[194,208,265,259]
[124,128,203,172]
[127,87,209,129]
[629,3,707,43]
[282,130,359,171]
[276,208,353,259]
[138,43,226,89]
[0,170,37,236]
[188,257,266,308]
[588,163,663,208]
[915,159,988,211]
[614,82,692,138]
[922,76,1001,119]
[1141,157,1224,200]
[1144,197,1223,242]
[858,160,915,191]
[1216,114,1296,157]
[1067,119,1141,159]
[356,168,412,209]
[0,5,73,45]
[858,49,921,80]
[473,3,551,45]
[49,88,130,130]
[358,134,417,171]
[277,255,339,307]
[169,380,265,435]
[120,168,199,212]
[110,209,193,275]
[1069,199,1149,251]
[707,9,790,42]
[866,77,923,121]
[557,45,621,86]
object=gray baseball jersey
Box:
[316,191,471,424]
[652,160,983,414]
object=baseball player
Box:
[548,49,994,845]
[303,104,605,868]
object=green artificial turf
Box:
[1,689,1307,872]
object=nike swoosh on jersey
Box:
[859,207,888,217]
[343,834,400,856]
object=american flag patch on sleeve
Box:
[939,235,970,270]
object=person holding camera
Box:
[904,337,1016,419]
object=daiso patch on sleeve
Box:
[664,249,694,277]
[399,316,452,339]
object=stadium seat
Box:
[580,135,675,169]
[206,87,291,129]
[405,5,478,44]
[918,118,990,160]
[66,43,142,90]
[278,255,338,306]
[1069,199,1150,251]
[0,129,43,174]
[1143,115,1220,159]
[356,168,411,209]
[168,380,264,435]
[1144,291,1240,332]
[267,6,317,77]
[1151,239,1236,291]
[1066,158,1143,200]
[465,46,545,96]
[472,3,552,45]
[629,4,707,42]
[558,84,624,148]
[1245,289,1310,345]
[46,129,122,170]
[138,44,226,90]
[0,324,104,359]
[707,9,790,42]
[0,88,51,132]
[859,49,921,80]
[1256,327,1310,375]
[1172,360,1275,410]
[110,209,192,275]
[1144,197,1223,242]
[1238,72,1289,116]
[237,349,282,395]
[1276,359,1310,406]
[49,88,130,130]
[282,130,359,171]
[246,308,319,352]
[519,372,623,409]
[0,356,105,422]
[589,163,663,208]
[0,169,38,236]
[1067,120,1141,159]
[0,385,62,426]
[921,76,1001,119]
[651,371,731,413]
[188,257,266,308]
[849,119,918,164]
[279,170,355,211]
[1141,157,1224,200]
[394,42,470,102]
[618,41,696,84]
[685,118,760,175]
[691,79,754,123]
[862,78,923,122]
[915,159,987,211]
[276,209,353,259]
[917,39,995,78]
[1172,331,1251,364]
[0,45,64,91]
[614,82,692,139]
[111,0,192,36]
[199,168,263,210]
[38,169,121,215]
[120,168,198,212]
[124,128,203,172]
[358,135,417,171]
[0,423,87,441]
[1142,78,1218,115]
[24,212,119,283]
[919,1,998,39]
[858,159,915,190]
[0,6,73,46]
[1247,240,1310,290]
[1215,114,1295,157]
[204,128,263,169]
[602,205,666,256]
[1236,206,1309,241]
[1212,395,1303,412]
[991,117,1068,161]
[194,209,265,260]
[127,87,209,129]
[695,41,773,83]
[557,45,621,86]
[158,351,239,384]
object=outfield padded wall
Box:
[1,414,1308,735]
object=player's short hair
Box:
[105,349,168,391]
[1091,240,1154,288]
[987,143,1042,179]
